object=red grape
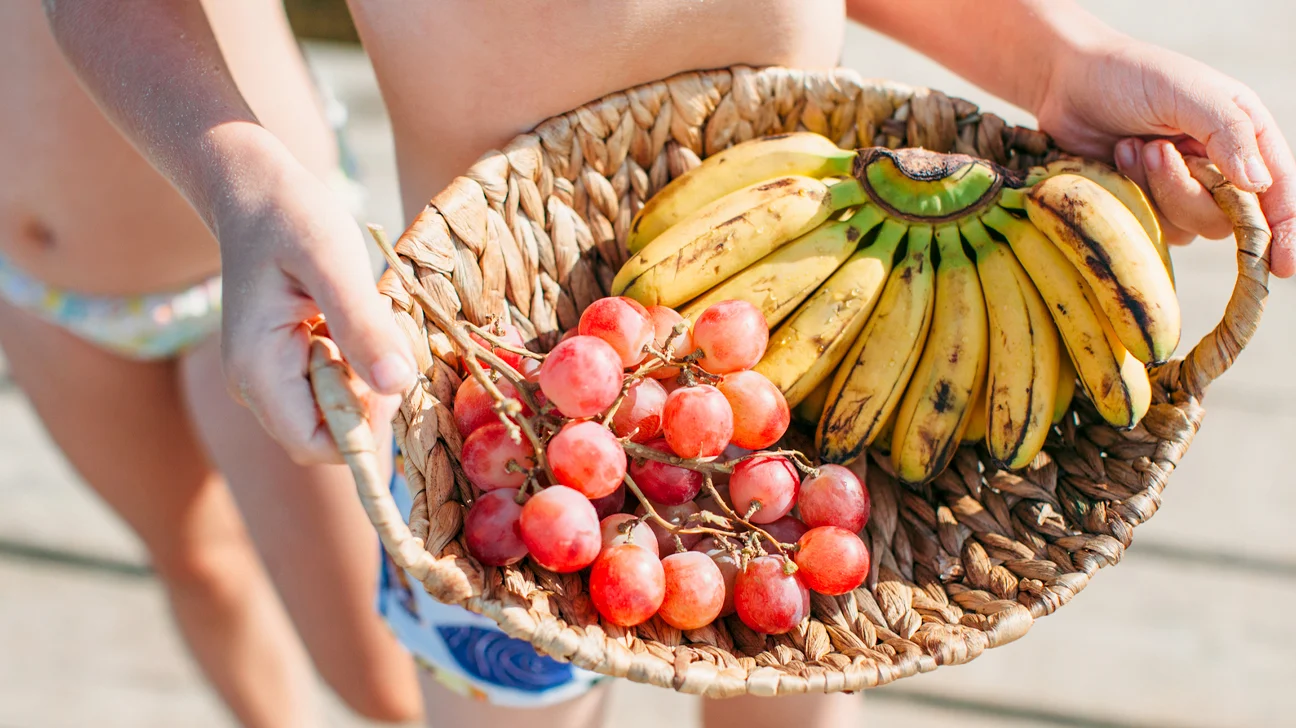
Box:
[662,385,733,459]
[464,489,528,566]
[589,544,666,627]
[794,527,870,595]
[728,456,799,524]
[599,514,659,557]
[797,464,870,533]
[589,484,626,520]
[734,556,810,634]
[692,538,740,617]
[518,486,601,573]
[469,321,527,372]
[454,375,530,438]
[460,423,536,490]
[717,371,790,450]
[610,378,667,443]
[579,297,655,367]
[546,421,626,499]
[635,500,702,551]
[645,305,694,380]
[692,300,768,374]
[759,515,810,550]
[538,335,624,418]
[659,552,726,630]
[627,439,703,506]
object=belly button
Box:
[19,218,57,250]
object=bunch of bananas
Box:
[613,132,1179,486]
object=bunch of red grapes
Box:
[453,296,873,636]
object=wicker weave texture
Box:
[310,66,1270,698]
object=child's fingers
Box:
[1236,95,1296,278]
[225,318,347,465]
[1142,140,1234,241]
[1114,138,1196,246]
[1173,93,1271,193]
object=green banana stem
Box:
[998,187,1027,210]
[824,148,860,178]
[844,203,886,241]
[856,147,1006,222]
[827,178,868,211]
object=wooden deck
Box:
[3,2,1293,725]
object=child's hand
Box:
[1035,37,1295,275]
[217,151,416,464]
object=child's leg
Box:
[417,670,610,728]
[703,692,864,728]
[178,335,424,723]
[0,300,320,728]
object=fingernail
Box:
[1143,142,1164,172]
[1115,140,1138,170]
[1245,155,1273,189]
[372,353,415,392]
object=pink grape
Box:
[599,514,660,557]
[659,552,726,630]
[589,544,666,627]
[692,300,768,374]
[547,421,626,499]
[717,371,790,450]
[635,500,702,551]
[538,335,624,417]
[645,306,694,380]
[694,484,731,518]
[797,464,870,533]
[692,538,740,616]
[627,438,703,506]
[610,378,667,443]
[464,489,528,566]
[759,515,810,550]
[589,484,626,520]
[734,556,810,634]
[728,456,799,524]
[662,385,733,459]
[454,375,529,438]
[460,423,536,490]
[794,527,871,595]
[518,486,601,573]
[579,297,655,367]
[469,321,527,372]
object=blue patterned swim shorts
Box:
[375,443,607,706]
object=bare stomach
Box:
[349,0,848,218]
[0,0,337,296]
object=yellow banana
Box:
[1024,158,1174,284]
[890,224,989,485]
[817,224,936,465]
[679,205,885,328]
[627,132,856,254]
[961,381,989,444]
[755,217,905,408]
[1024,174,1181,364]
[612,175,865,308]
[793,377,833,427]
[982,206,1150,430]
[961,218,1061,470]
[1053,347,1078,424]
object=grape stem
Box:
[621,474,743,547]
[463,321,545,362]
[622,442,817,477]
[699,476,794,557]
[368,225,554,483]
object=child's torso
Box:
[348,0,848,217]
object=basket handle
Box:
[1174,158,1272,399]
[307,335,480,604]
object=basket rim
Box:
[313,64,1272,698]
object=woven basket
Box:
[308,66,1270,698]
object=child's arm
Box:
[42,1,416,463]
[848,0,1296,277]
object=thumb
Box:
[299,239,416,396]
[1173,94,1272,194]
